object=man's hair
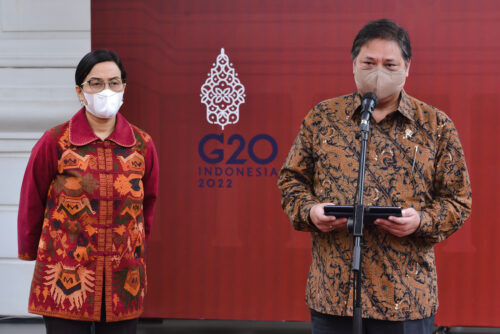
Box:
[351,19,412,64]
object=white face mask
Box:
[83,89,124,119]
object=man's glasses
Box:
[81,78,125,93]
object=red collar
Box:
[69,108,136,147]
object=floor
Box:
[1,317,500,334]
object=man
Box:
[278,19,471,333]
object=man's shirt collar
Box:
[350,90,415,122]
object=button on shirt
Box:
[278,91,472,320]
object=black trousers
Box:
[43,316,138,334]
[43,284,137,334]
[310,309,434,334]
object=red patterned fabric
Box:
[18,108,159,322]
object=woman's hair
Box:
[75,49,126,86]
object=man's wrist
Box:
[304,202,321,232]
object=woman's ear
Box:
[75,85,87,106]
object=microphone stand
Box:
[350,100,374,334]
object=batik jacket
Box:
[18,108,159,322]
[278,91,472,321]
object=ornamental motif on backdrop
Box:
[201,48,246,130]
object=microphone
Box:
[360,92,378,124]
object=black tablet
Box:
[324,205,402,225]
[323,205,354,218]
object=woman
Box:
[17,50,159,334]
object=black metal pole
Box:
[352,117,370,334]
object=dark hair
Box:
[75,49,126,86]
[351,19,411,64]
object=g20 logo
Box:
[197,133,279,189]
[198,49,279,189]
[198,133,278,165]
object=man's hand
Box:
[374,207,420,237]
[310,203,348,233]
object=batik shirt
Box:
[278,91,472,321]
[18,108,159,322]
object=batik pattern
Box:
[278,91,472,320]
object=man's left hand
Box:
[374,207,420,237]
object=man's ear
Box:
[405,60,411,77]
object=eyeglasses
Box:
[81,78,125,93]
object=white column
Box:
[0,0,90,316]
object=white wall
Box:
[0,0,90,316]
